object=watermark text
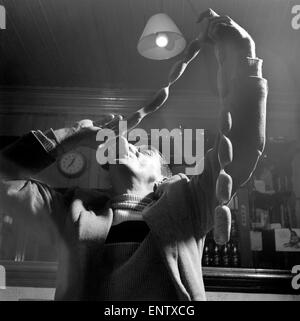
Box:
[96,121,204,175]
[291,5,300,30]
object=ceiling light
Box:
[137,13,186,60]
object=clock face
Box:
[57,151,86,178]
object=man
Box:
[0,10,267,300]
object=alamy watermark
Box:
[291,4,300,30]
[95,121,205,176]
[291,265,300,290]
[0,5,5,30]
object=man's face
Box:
[106,137,163,194]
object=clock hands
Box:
[67,156,76,169]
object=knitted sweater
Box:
[0,58,268,300]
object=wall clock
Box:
[57,151,87,178]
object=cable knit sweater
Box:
[0,57,267,300]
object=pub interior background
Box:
[0,0,300,301]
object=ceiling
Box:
[0,0,299,94]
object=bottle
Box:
[231,217,237,238]
[231,245,240,267]
[222,244,230,267]
[203,245,210,266]
[213,244,221,266]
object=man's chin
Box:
[114,158,132,166]
[100,155,133,171]
[106,157,132,167]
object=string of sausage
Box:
[122,9,233,245]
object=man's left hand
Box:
[198,9,256,66]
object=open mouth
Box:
[98,136,132,170]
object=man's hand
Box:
[199,9,255,59]
[197,9,256,95]
[70,115,123,149]
[54,114,122,153]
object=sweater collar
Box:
[110,193,155,225]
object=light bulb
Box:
[155,33,168,48]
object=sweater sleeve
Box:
[0,178,67,234]
[0,129,59,178]
[189,57,268,237]
[0,130,68,233]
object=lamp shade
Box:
[137,13,186,60]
